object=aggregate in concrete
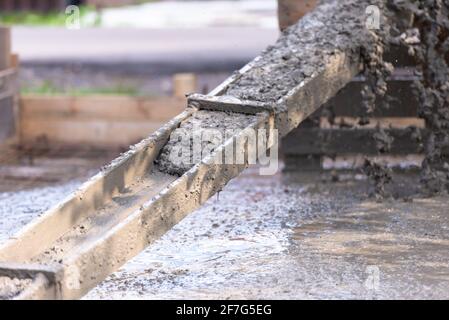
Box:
[224,0,374,105]
[156,110,257,176]
[84,169,449,300]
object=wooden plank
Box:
[319,117,425,129]
[278,3,414,65]
[20,95,186,122]
[173,73,197,99]
[0,0,14,12]
[0,27,11,70]
[0,0,403,300]
[0,97,15,142]
[282,128,429,155]
[323,79,419,117]
[278,0,318,31]
[283,155,322,171]
[20,118,166,147]
[19,95,187,147]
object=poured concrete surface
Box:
[1,162,448,299]
[0,180,81,245]
[83,168,449,300]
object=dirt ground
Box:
[0,161,448,299]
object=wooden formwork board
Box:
[0,68,19,150]
[283,127,428,155]
[281,66,422,171]
[19,95,186,148]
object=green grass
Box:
[21,81,140,97]
[0,6,99,27]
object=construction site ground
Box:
[1,154,448,300]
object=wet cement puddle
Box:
[0,165,448,299]
[84,169,449,299]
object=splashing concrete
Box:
[389,1,449,194]
[0,168,448,299]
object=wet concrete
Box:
[0,165,448,299]
[388,1,449,194]
[224,0,376,104]
[82,168,449,300]
[0,277,32,300]
[157,110,257,176]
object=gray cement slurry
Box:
[86,169,449,300]
[410,2,449,194]
[0,277,32,300]
[223,0,377,105]
[365,1,449,196]
[156,110,257,176]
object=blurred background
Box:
[2,0,279,97]
[0,0,281,189]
